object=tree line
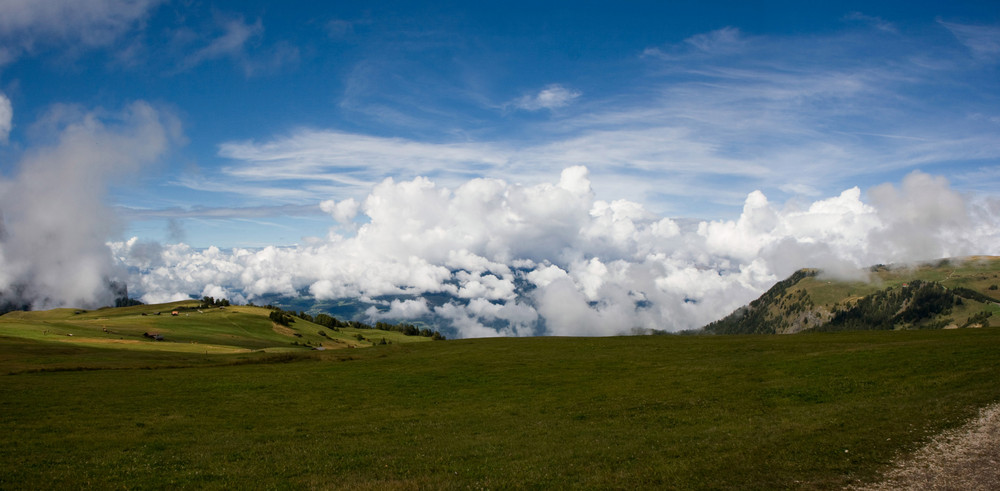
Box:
[266,306,445,340]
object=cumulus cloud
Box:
[320,197,359,224]
[110,167,1000,338]
[0,101,175,309]
[366,298,431,321]
[510,84,582,111]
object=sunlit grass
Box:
[0,301,431,362]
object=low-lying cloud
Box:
[110,167,1000,338]
[0,101,174,309]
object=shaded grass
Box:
[0,335,325,375]
[2,329,1000,489]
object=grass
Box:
[0,301,432,367]
[2,328,1000,488]
[790,256,1000,329]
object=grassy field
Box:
[0,301,432,374]
[2,327,1000,489]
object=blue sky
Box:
[2,1,998,248]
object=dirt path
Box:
[853,402,1000,490]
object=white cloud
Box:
[0,101,175,309]
[170,13,298,76]
[0,0,162,61]
[0,93,11,143]
[202,22,1000,220]
[213,129,511,203]
[510,84,582,111]
[366,298,431,321]
[941,21,1000,61]
[320,198,359,224]
[183,16,263,68]
[111,167,1000,338]
[684,27,745,53]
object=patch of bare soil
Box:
[852,403,1000,490]
[271,323,297,337]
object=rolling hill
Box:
[705,256,1000,335]
[0,299,436,365]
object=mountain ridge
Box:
[704,256,1000,335]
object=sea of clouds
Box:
[107,166,1000,338]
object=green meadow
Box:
[0,300,430,374]
[2,320,1000,488]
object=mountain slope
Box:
[0,300,436,356]
[704,257,1000,334]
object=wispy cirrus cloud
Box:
[844,12,898,33]
[180,15,264,69]
[204,22,999,217]
[940,20,1000,61]
[146,18,1000,236]
[117,203,324,221]
[214,129,511,201]
[172,13,299,76]
[0,0,163,62]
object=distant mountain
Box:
[704,257,1000,335]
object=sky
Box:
[0,1,999,337]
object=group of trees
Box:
[373,321,442,339]
[820,280,991,331]
[268,310,297,326]
[200,296,231,308]
[704,269,818,335]
[264,306,445,340]
[823,280,950,331]
[115,297,144,307]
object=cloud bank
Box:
[111,167,1000,338]
[0,101,174,309]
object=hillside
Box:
[0,299,436,363]
[705,256,1000,335]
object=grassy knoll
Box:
[0,301,432,374]
[2,328,1000,488]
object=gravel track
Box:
[853,403,1000,490]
